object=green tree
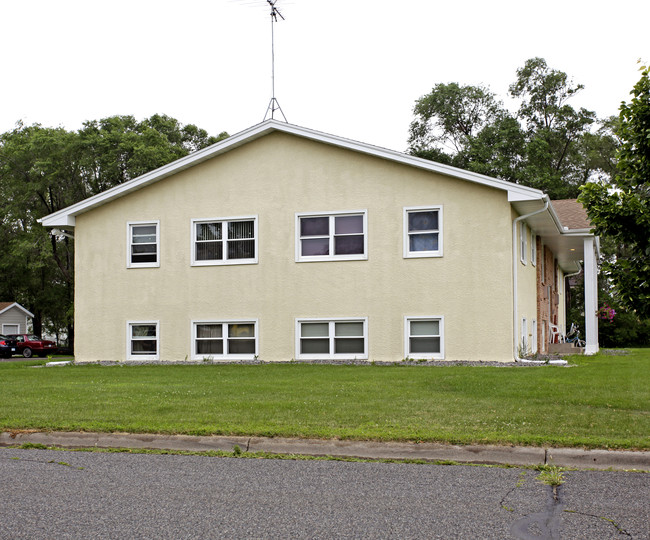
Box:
[0,115,228,346]
[579,65,650,318]
[408,58,607,199]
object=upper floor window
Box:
[192,217,258,266]
[296,211,367,262]
[404,206,442,258]
[520,222,527,265]
[531,234,537,266]
[128,221,159,268]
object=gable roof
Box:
[0,302,34,318]
[551,199,592,232]
[39,120,546,228]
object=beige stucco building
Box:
[40,121,599,363]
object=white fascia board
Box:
[38,119,544,227]
[0,302,34,318]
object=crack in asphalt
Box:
[562,509,633,538]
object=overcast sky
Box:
[1,0,648,151]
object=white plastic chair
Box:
[549,323,564,344]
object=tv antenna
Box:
[263,0,287,122]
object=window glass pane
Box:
[408,211,438,231]
[335,322,363,337]
[409,233,438,252]
[197,223,221,241]
[228,221,254,239]
[335,338,364,354]
[132,253,157,263]
[334,235,364,255]
[196,242,223,261]
[302,238,329,256]
[132,244,157,255]
[301,338,330,354]
[334,215,363,234]
[132,340,156,354]
[228,339,255,354]
[228,239,255,259]
[197,340,223,355]
[132,325,156,337]
[410,337,440,354]
[300,217,329,236]
[228,324,255,338]
[197,324,222,339]
[410,320,439,336]
[132,234,156,244]
[301,323,329,337]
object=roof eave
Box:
[38,119,547,227]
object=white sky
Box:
[1,0,648,152]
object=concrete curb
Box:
[1,431,648,471]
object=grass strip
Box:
[1,349,648,450]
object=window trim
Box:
[404,316,444,360]
[127,220,160,268]
[531,233,537,266]
[191,216,258,266]
[403,206,443,258]
[295,317,368,360]
[127,320,159,361]
[191,319,258,360]
[295,210,368,262]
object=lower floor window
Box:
[128,321,159,360]
[192,320,257,359]
[405,317,443,359]
[297,318,368,359]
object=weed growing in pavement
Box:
[537,466,565,486]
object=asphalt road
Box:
[0,448,648,539]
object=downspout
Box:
[512,197,564,364]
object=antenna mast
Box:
[263,0,287,122]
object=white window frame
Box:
[531,233,537,266]
[532,319,538,354]
[2,324,19,334]
[127,221,160,268]
[403,206,443,258]
[191,320,258,360]
[295,210,368,262]
[520,222,527,265]
[404,316,444,360]
[521,318,528,353]
[127,321,159,361]
[540,243,545,283]
[191,216,258,266]
[295,317,368,360]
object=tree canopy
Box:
[408,58,613,199]
[0,115,228,343]
[579,65,650,318]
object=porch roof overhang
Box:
[511,199,597,273]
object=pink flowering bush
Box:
[597,305,616,322]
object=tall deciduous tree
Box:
[408,58,607,199]
[0,115,228,345]
[580,65,650,318]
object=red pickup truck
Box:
[9,334,57,358]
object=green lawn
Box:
[1,350,648,450]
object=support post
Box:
[583,236,599,355]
